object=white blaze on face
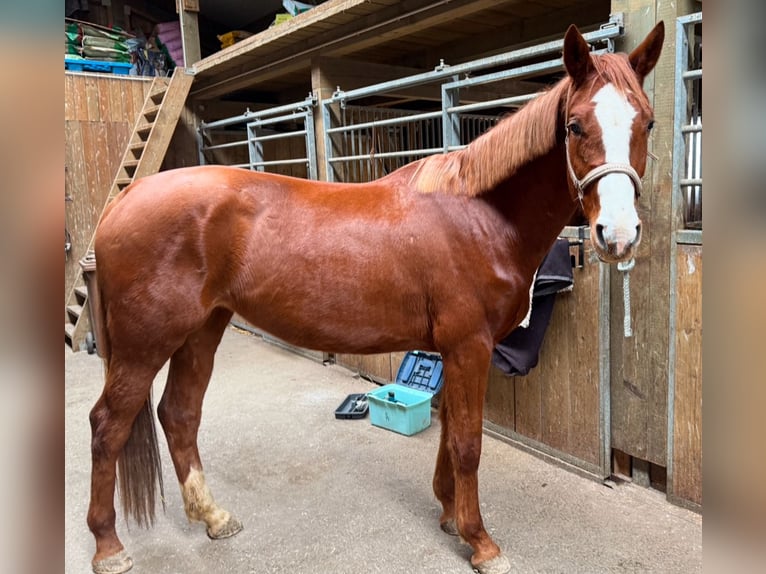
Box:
[592,83,641,251]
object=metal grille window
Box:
[321,17,623,183]
[198,95,318,179]
[332,105,497,183]
[673,13,703,230]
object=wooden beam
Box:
[191,0,502,99]
[418,0,609,67]
[179,5,201,65]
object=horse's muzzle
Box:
[593,221,642,263]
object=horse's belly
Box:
[232,274,433,354]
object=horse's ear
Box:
[628,21,665,82]
[563,24,594,86]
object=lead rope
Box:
[616,258,635,337]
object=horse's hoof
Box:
[207,515,243,540]
[473,553,511,574]
[92,549,133,574]
[440,519,459,536]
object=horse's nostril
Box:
[635,223,643,244]
[595,224,606,248]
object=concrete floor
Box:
[66,327,701,573]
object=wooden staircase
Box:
[65,67,194,353]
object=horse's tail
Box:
[94,267,165,527]
[117,392,166,527]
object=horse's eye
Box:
[647,119,656,132]
[567,122,583,136]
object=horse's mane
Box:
[410,53,642,197]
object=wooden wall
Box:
[670,244,702,507]
[64,73,153,302]
[485,242,603,471]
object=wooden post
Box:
[178,0,201,66]
[608,0,699,485]
[310,57,340,183]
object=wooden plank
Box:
[132,82,146,123]
[93,123,111,204]
[71,75,90,122]
[671,245,702,505]
[609,0,671,468]
[538,291,572,453]
[484,365,515,429]
[359,354,393,382]
[179,6,201,65]
[335,353,362,373]
[65,120,87,302]
[97,77,111,123]
[107,78,125,123]
[64,74,76,120]
[514,374,541,441]
[84,75,100,121]
[568,243,601,465]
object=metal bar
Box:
[249,112,311,129]
[325,111,442,134]
[328,147,443,163]
[680,178,703,186]
[681,124,702,134]
[599,260,612,479]
[199,96,315,130]
[325,25,622,105]
[442,76,460,152]
[199,111,256,130]
[447,93,537,115]
[682,69,702,81]
[322,100,335,182]
[247,123,264,172]
[196,129,207,166]
[678,11,703,25]
[249,130,308,143]
[251,158,310,167]
[305,106,318,180]
[201,140,248,151]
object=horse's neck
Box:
[483,144,577,273]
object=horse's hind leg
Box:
[438,336,510,574]
[88,355,170,574]
[157,308,242,539]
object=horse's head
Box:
[562,22,664,263]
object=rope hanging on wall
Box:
[616,258,635,338]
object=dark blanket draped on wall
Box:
[492,238,573,376]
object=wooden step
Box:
[120,160,139,179]
[143,104,161,120]
[74,285,88,305]
[128,143,145,159]
[149,81,170,100]
[65,322,75,347]
[115,178,133,190]
[67,304,83,324]
[135,123,154,138]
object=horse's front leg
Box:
[439,335,511,574]
[433,399,458,535]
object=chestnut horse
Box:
[87,23,664,574]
